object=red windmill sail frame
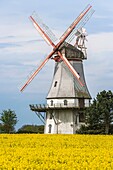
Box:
[20,5,93,92]
[30,16,56,47]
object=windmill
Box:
[20,5,94,134]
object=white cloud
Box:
[88,32,113,54]
[84,31,113,97]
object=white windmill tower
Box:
[20,5,94,134]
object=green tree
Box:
[0,109,18,133]
[17,125,44,134]
[77,90,113,134]
[85,99,102,131]
[96,90,113,134]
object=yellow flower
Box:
[0,134,113,169]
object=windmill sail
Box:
[31,12,57,45]
[60,4,95,44]
[20,50,55,92]
[20,4,94,92]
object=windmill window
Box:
[48,124,52,133]
[50,100,53,106]
[64,100,68,105]
[54,81,57,87]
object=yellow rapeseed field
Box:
[0,134,113,169]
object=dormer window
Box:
[64,100,68,106]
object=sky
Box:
[0,0,113,130]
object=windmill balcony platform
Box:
[29,103,87,112]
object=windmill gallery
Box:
[20,5,95,134]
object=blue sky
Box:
[0,0,113,130]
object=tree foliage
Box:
[0,109,18,133]
[78,90,113,134]
[17,125,44,134]
[96,90,113,134]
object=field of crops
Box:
[0,134,113,169]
